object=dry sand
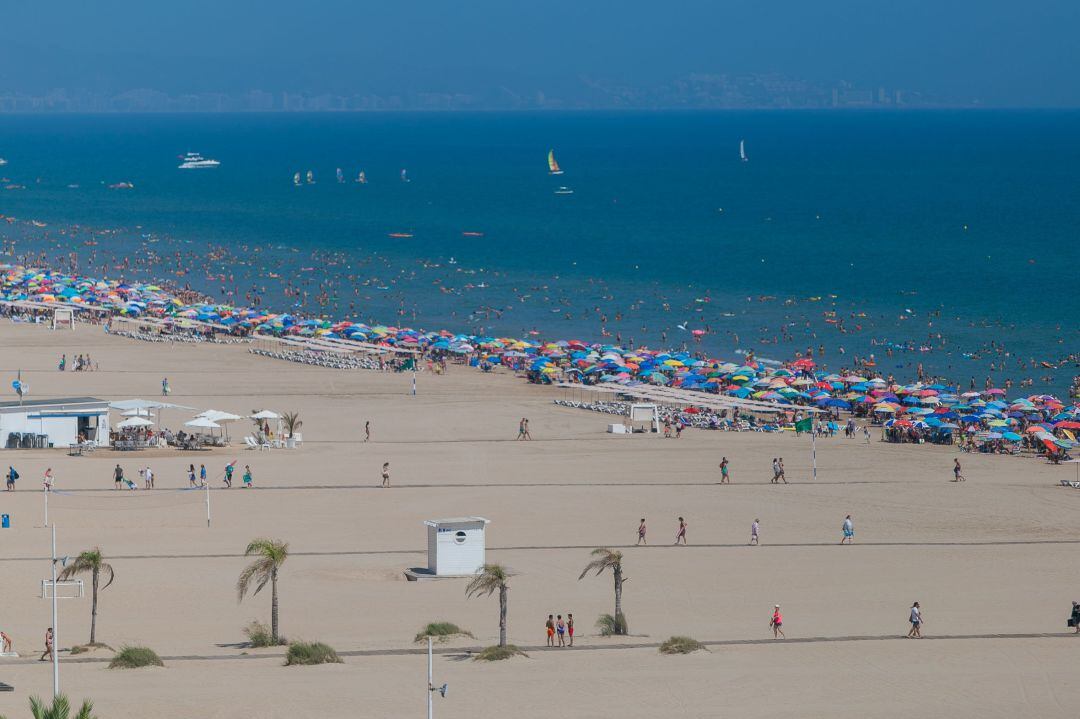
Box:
[0,321,1077,718]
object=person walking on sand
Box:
[188,464,197,488]
[1069,601,1080,634]
[719,456,730,483]
[952,458,965,482]
[142,465,152,489]
[567,613,575,647]
[750,518,760,545]
[6,465,17,491]
[841,514,854,544]
[1,630,11,654]
[770,605,785,639]
[907,601,924,638]
[675,516,687,545]
[381,462,390,488]
[863,425,871,444]
[545,615,555,647]
[778,457,787,484]
[161,377,170,396]
[771,458,780,484]
[517,418,527,440]
[523,418,531,440]
[224,462,234,488]
[42,467,53,492]
[39,627,53,661]
[113,464,124,490]
[199,463,207,486]
[556,615,567,647]
[364,421,371,442]
[242,465,254,488]
[637,518,647,545]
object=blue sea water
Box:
[0,111,1076,392]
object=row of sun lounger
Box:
[249,347,381,370]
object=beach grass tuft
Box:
[244,620,286,647]
[659,636,708,655]
[414,622,474,643]
[108,645,164,669]
[595,612,629,636]
[285,641,343,666]
[473,644,527,661]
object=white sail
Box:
[739,140,748,162]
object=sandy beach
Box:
[0,320,1077,718]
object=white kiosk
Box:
[407,517,490,580]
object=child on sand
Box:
[381,462,390,488]
[224,463,234,488]
[750,518,760,545]
[199,464,207,486]
[42,468,53,492]
[675,516,687,545]
[953,458,965,482]
[242,465,254,488]
[637,518,647,545]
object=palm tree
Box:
[465,564,511,647]
[236,538,289,644]
[578,548,628,634]
[282,411,302,438]
[57,548,114,645]
[0,694,97,719]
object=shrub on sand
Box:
[414,622,474,643]
[474,644,527,661]
[595,613,629,636]
[244,620,285,647]
[659,636,708,655]
[108,645,164,669]
[285,641,342,666]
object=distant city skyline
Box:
[2,1,1078,108]
[0,74,962,113]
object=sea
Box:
[0,110,1077,394]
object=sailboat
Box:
[739,140,748,163]
[548,150,563,175]
[356,170,367,184]
[293,172,301,186]
[336,168,344,184]
[554,186,574,195]
[306,170,315,184]
[400,169,410,183]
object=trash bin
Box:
[1,514,10,528]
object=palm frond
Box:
[464,563,509,598]
[578,548,621,579]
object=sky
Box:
[2,0,1079,106]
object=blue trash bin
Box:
[1,514,9,528]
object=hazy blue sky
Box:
[3,0,1078,105]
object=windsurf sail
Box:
[548,150,563,175]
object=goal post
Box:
[52,308,74,331]
[40,579,84,600]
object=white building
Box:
[423,517,490,576]
[0,397,111,449]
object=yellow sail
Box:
[548,150,563,174]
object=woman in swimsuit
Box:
[567,613,574,647]
[770,605,785,639]
[637,518,647,545]
[675,517,687,545]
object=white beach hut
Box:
[423,518,490,577]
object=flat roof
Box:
[0,396,108,409]
[423,517,490,527]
